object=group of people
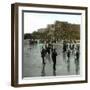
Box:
[40,40,80,75]
[63,40,80,61]
[41,43,57,71]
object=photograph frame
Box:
[11,3,88,87]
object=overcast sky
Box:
[24,12,81,33]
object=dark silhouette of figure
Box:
[72,44,75,50]
[41,47,46,64]
[67,49,71,59]
[67,58,70,72]
[75,50,80,74]
[47,44,51,54]
[52,49,57,71]
[72,44,75,54]
[41,64,46,76]
[75,61,79,74]
[69,43,72,50]
[76,50,79,61]
[63,41,67,53]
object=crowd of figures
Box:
[41,40,80,76]
[41,43,57,66]
[63,40,80,61]
[63,40,80,74]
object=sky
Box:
[24,12,81,33]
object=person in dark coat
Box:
[47,44,51,54]
[67,49,71,59]
[52,49,57,71]
[41,47,46,64]
[75,50,79,63]
[75,50,80,74]
[63,41,67,53]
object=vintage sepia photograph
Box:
[23,12,81,77]
[11,3,87,87]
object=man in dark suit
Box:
[41,47,46,65]
[52,49,57,71]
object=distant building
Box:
[24,20,80,40]
[47,24,55,31]
[38,20,80,33]
[38,28,47,33]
